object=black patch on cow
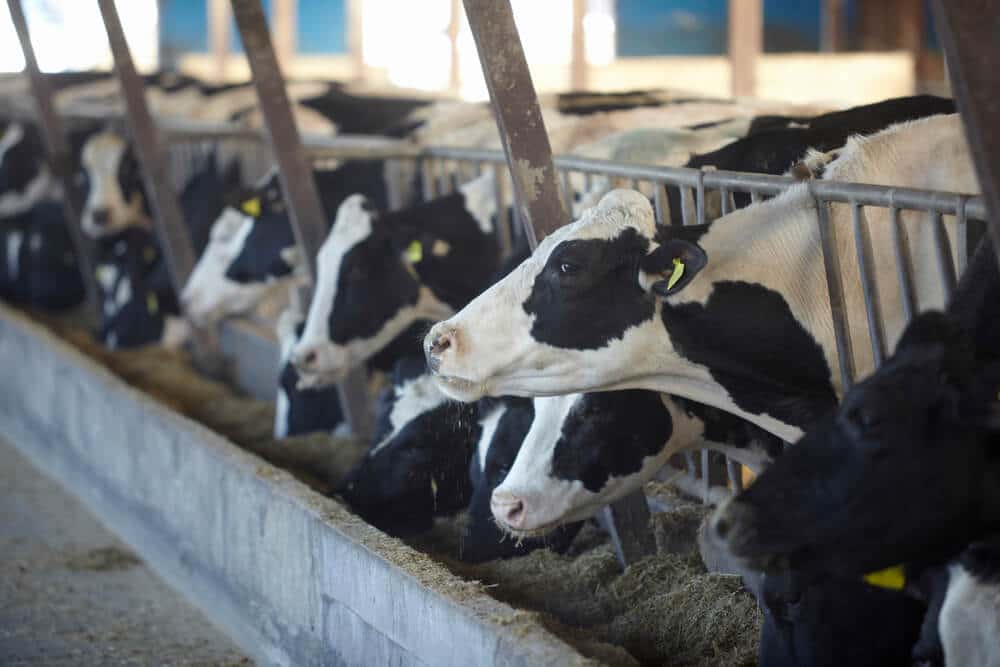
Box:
[461,397,582,563]
[297,86,430,136]
[675,396,787,457]
[94,227,179,348]
[759,571,925,667]
[328,192,499,345]
[278,360,344,437]
[959,536,1000,585]
[524,228,656,350]
[662,281,837,429]
[179,152,242,256]
[115,146,152,218]
[0,200,84,309]
[339,370,479,537]
[223,208,297,283]
[550,390,672,492]
[0,123,45,197]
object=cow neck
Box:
[383,193,499,309]
[652,186,837,438]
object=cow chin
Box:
[431,374,487,402]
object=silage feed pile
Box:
[28,311,762,666]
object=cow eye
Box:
[848,404,881,430]
[559,261,580,275]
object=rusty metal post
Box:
[463,0,654,567]
[930,0,1000,263]
[96,0,197,294]
[462,0,568,246]
[229,0,372,440]
[7,0,99,318]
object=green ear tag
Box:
[146,292,159,315]
[241,197,261,217]
[863,564,905,591]
[666,257,685,290]
[405,240,423,264]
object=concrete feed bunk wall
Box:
[0,304,589,667]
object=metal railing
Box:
[42,110,989,506]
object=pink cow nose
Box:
[491,489,527,529]
[424,324,456,373]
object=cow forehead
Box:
[83,133,126,171]
[319,196,375,263]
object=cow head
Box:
[0,122,51,218]
[292,177,498,389]
[339,357,477,536]
[424,189,699,402]
[461,396,582,562]
[492,389,697,535]
[709,311,1000,579]
[80,131,152,238]
[181,172,300,326]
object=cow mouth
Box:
[492,516,567,540]
[430,373,486,400]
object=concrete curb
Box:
[0,304,592,667]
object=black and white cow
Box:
[291,174,501,388]
[0,122,50,218]
[181,159,390,326]
[664,94,957,225]
[338,356,479,537]
[90,152,241,348]
[79,131,154,238]
[489,390,781,536]
[424,114,978,443]
[0,200,85,309]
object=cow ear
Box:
[640,239,707,298]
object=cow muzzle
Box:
[291,341,349,388]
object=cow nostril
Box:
[432,334,450,354]
[714,516,731,540]
[506,499,525,523]
[91,209,110,226]
[303,351,317,367]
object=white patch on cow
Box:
[181,207,276,326]
[106,331,118,350]
[431,239,451,257]
[475,402,507,472]
[6,230,23,280]
[160,316,191,350]
[28,232,42,253]
[114,276,132,308]
[458,174,496,234]
[274,387,291,439]
[96,264,118,293]
[369,373,449,457]
[939,565,1000,667]
[81,132,149,238]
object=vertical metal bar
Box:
[889,206,916,323]
[7,0,98,317]
[630,178,641,192]
[816,198,856,391]
[448,0,462,95]
[852,204,886,366]
[821,0,845,52]
[96,0,196,293]
[955,195,969,277]
[464,0,649,565]
[653,182,668,226]
[561,170,575,217]
[492,165,512,257]
[750,191,763,204]
[930,210,957,299]
[696,171,706,225]
[684,451,696,477]
[720,188,732,215]
[700,449,711,504]
[930,0,1000,264]
[347,0,365,83]
[463,0,568,245]
[230,0,371,440]
[680,186,693,226]
[421,159,437,202]
[726,458,744,494]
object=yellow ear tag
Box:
[405,240,423,264]
[863,564,905,591]
[666,257,685,290]
[143,246,156,264]
[146,292,159,315]
[241,197,261,217]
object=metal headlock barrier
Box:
[7,0,996,576]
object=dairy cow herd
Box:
[0,69,994,665]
